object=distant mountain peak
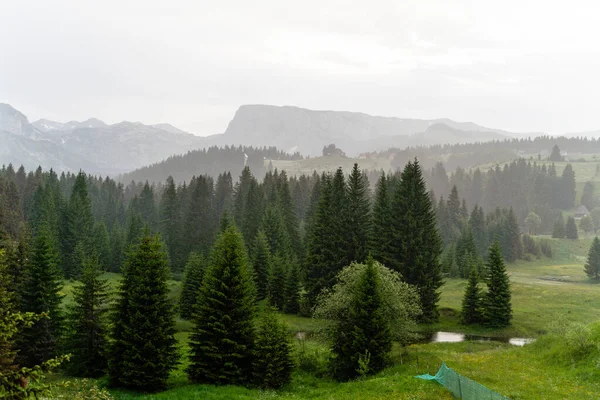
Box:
[0,103,35,137]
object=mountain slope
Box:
[214,105,511,156]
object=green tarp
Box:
[416,362,509,399]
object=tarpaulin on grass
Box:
[416,363,509,399]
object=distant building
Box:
[574,205,590,219]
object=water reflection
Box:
[428,331,534,346]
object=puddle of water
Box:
[427,331,535,346]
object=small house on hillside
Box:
[574,205,590,219]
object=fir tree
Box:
[160,176,182,268]
[552,215,566,238]
[109,223,124,273]
[17,226,64,368]
[461,263,482,324]
[251,230,272,300]
[62,172,94,278]
[188,226,256,385]
[565,216,579,239]
[345,164,371,263]
[389,159,443,323]
[371,173,393,267]
[277,171,303,259]
[108,233,178,392]
[252,309,295,389]
[179,252,206,320]
[261,205,291,258]
[330,258,392,381]
[584,237,600,280]
[64,256,110,377]
[483,241,512,328]
[283,261,301,314]
[0,249,16,374]
[502,207,523,262]
[267,254,287,310]
[93,221,111,269]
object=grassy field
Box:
[270,155,392,176]
[51,237,600,399]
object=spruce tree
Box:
[0,249,16,374]
[64,256,110,377]
[261,205,291,258]
[371,173,393,267]
[179,252,206,320]
[584,237,600,280]
[93,221,111,269]
[108,233,178,392]
[251,229,272,300]
[345,164,371,263]
[330,258,392,381]
[160,176,182,268]
[552,215,566,238]
[483,241,512,328]
[283,261,301,314]
[63,172,94,278]
[389,159,443,323]
[469,205,487,257]
[267,254,287,310]
[188,226,256,385]
[461,263,482,325]
[566,216,579,239]
[17,226,64,368]
[252,309,295,389]
[277,171,302,260]
[502,207,523,262]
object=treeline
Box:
[388,136,600,171]
[424,158,576,235]
[119,145,303,184]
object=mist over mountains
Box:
[1,102,516,175]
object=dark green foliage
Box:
[461,264,483,324]
[552,215,566,238]
[64,257,110,377]
[138,182,157,230]
[0,249,16,374]
[109,223,124,273]
[267,254,287,310]
[389,159,443,323]
[108,233,178,392]
[454,227,481,278]
[251,230,272,300]
[305,169,350,307]
[559,164,576,209]
[371,173,393,267]
[277,171,303,260]
[252,309,295,389]
[502,208,523,262]
[330,258,392,381]
[283,261,301,314]
[261,205,291,258]
[584,237,600,280]
[62,172,95,279]
[183,176,217,258]
[242,179,265,247]
[345,164,371,263]
[159,176,182,269]
[566,216,579,239]
[483,241,512,328]
[580,215,594,235]
[17,226,64,368]
[188,226,256,386]
[179,252,206,320]
[93,221,111,269]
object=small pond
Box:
[426,331,535,346]
[294,331,535,346]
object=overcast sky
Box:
[2,0,600,136]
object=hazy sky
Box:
[2,0,600,135]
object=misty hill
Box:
[0,102,519,175]
[119,146,302,184]
[210,105,510,156]
[0,103,207,174]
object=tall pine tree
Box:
[108,233,178,392]
[371,173,393,267]
[389,159,443,323]
[483,241,512,328]
[188,226,256,385]
[64,256,110,377]
[584,237,600,280]
[179,252,206,320]
[17,226,63,368]
[345,164,371,263]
